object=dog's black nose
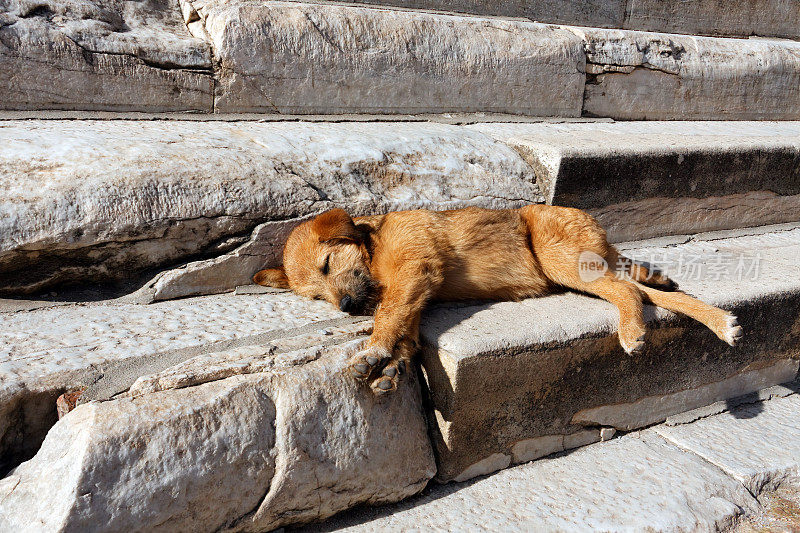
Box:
[339,295,353,313]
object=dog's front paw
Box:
[370,359,408,395]
[347,345,391,381]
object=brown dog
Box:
[254,205,742,394]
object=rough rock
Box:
[333,0,800,39]
[341,0,626,29]
[419,224,800,481]
[0,340,436,532]
[654,393,800,494]
[307,431,760,532]
[576,27,800,120]
[0,0,213,111]
[624,0,800,39]
[469,121,800,242]
[0,290,365,470]
[190,0,586,115]
[0,120,540,295]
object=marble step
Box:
[3,0,799,117]
[2,119,798,299]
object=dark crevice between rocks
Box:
[0,388,66,477]
[0,216,269,301]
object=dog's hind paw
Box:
[348,345,391,380]
[370,359,407,395]
[722,314,744,347]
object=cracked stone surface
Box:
[419,223,800,481]
[0,119,540,295]
[307,394,800,532]
[189,0,586,115]
[308,431,761,532]
[0,0,213,111]
[469,121,800,242]
[654,393,800,495]
[0,290,364,469]
[0,340,436,532]
[317,0,800,39]
[574,27,800,120]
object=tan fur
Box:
[255,205,742,394]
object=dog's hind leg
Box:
[572,274,649,354]
[634,283,743,346]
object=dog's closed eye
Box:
[320,254,330,276]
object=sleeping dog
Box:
[254,205,742,394]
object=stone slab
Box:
[0,290,369,470]
[574,27,800,120]
[0,120,540,295]
[624,0,800,39]
[0,0,213,111]
[469,121,800,242]
[191,1,585,115]
[306,431,759,532]
[419,223,800,481]
[654,393,800,494]
[301,0,800,39]
[0,340,436,532]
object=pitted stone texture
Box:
[321,0,800,39]
[575,27,800,120]
[0,120,540,295]
[654,394,800,495]
[469,121,800,242]
[624,0,800,39]
[128,320,373,396]
[0,0,213,111]
[420,223,800,481]
[309,431,758,532]
[0,342,436,532]
[190,1,585,115]
[0,291,351,468]
[342,0,625,28]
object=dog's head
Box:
[253,209,376,314]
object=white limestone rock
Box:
[574,27,800,120]
[188,0,585,115]
[0,120,540,294]
[317,431,759,531]
[0,0,213,111]
[0,342,436,532]
[654,394,800,494]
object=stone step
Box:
[315,0,800,40]
[1,224,798,529]
[418,222,800,481]
[2,119,798,298]
[0,290,440,532]
[309,393,800,532]
[3,0,799,117]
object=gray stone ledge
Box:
[419,223,800,481]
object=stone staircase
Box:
[1,0,799,530]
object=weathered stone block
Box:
[0,0,213,111]
[191,1,585,115]
[0,120,540,295]
[576,27,800,120]
[419,225,800,481]
[0,341,436,531]
[469,121,800,242]
[625,0,800,39]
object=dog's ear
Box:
[313,208,362,244]
[253,267,290,289]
